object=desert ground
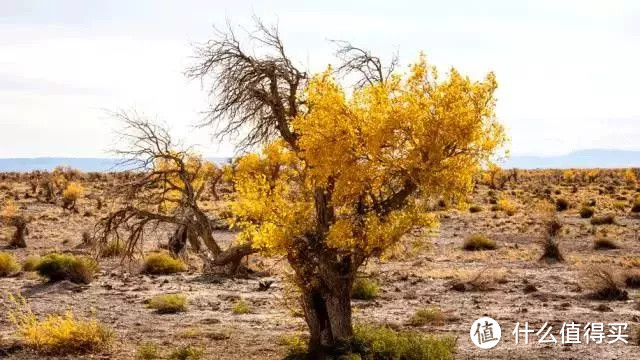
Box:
[1,168,639,359]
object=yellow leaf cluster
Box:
[231,55,505,256]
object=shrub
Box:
[591,215,615,225]
[407,307,445,326]
[469,205,483,213]
[100,240,125,257]
[142,252,186,275]
[497,199,516,215]
[353,324,456,360]
[631,198,640,213]
[613,201,627,211]
[585,267,628,301]
[147,294,187,314]
[463,234,496,251]
[62,182,84,209]
[624,273,640,288]
[22,256,42,272]
[231,299,250,314]
[8,295,113,354]
[555,198,569,211]
[593,238,619,250]
[351,278,380,300]
[540,216,564,263]
[137,342,160,359]
[168,345,203,360]
[35,253,98,284]
[0,252,20,277]
[579,206,595,218]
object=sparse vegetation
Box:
[8,295,113,354]
[147,294,188,314]
[168,345,203,360]
[351,278,380,300]
[137,342,160,359]
[21,256,42,272]
[593,238,619,250]
[407,307,445,326]
[34,253,98,284]
[584,267,628,301]
[579,206,595,218]
[0,251,20,276]
[142,252,186,275]
[231,299,250,314]
[591,215,615,225]
[463,234,497,251]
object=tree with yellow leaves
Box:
[190,22,505,356]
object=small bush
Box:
[35,253,98,284]
[497,199,516,215]
[142,252,186,275]
[8,295,113,355]
[593,238,619,250]
[613,201,627,211]
[463,234,496,251]
[555,198,569,211]
[231,299,250,314]
[585,267,628,301]
[624,273,640,288]
[62,182,84,209]
[631,198,640,213]
[147,294,187,314]
[579,206,595,218]
[168,345,203,360]
[591,215,615,225]
[469,205,483,213]
[407,307,445,326]
[353,324,456,360]
[351,278,380,300]
[0,252,20,277]
[100,240,125,257]
[137,342,160,359]
[22,256,42,272]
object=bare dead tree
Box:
[94,111,255,274]
[331,40,398,88]
[185,18,307,152]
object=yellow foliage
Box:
[231,54,505,260]
[0,199,18,217]
[62,182,84,202]
[624,168,637,186]
[562,170,576,182]
[7,295,113,354]
[154,155,216,213]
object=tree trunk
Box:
[10,218,28,248]
[301,280,353,359]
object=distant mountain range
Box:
[0,157,232,172]
[0,150,638,172]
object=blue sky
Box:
[1,0,639,157]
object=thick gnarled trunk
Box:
[301,276,354,359]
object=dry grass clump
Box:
[591,214,615,225]
[539,215,564,263]
[631,198,640,213]
[351,277,380,300]
[624,272,640,288]
[0,251,20,277]
[62,182,84,210]
[99,240,125,257]
[450,268,507,292]
[579,206,595,218]
[142,252,186,275]
[555,198,569,211]
[7,295,113,355]
[35,253,98,284]
[147,294,188,314]
[468,205,483,213]
[406,307,445,326]
[21,256,42,272]
[231,299,250,314]
[497,199,516,215]
[283,324,456,360]
[136,341,160,359]
[584,267,628,301]
[463,234,497,251]
[593,238,619,250]
[168,345,203,360]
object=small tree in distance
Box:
[189,21,505,357]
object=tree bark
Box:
[301,278,353,359]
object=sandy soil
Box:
[0,173,639,359]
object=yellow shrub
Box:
[497,199,516,216]
[8,295,113,354]
[624,169,637,186]
[142,252,186,274]
[0,252,20,277]
[62,182,84,203]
